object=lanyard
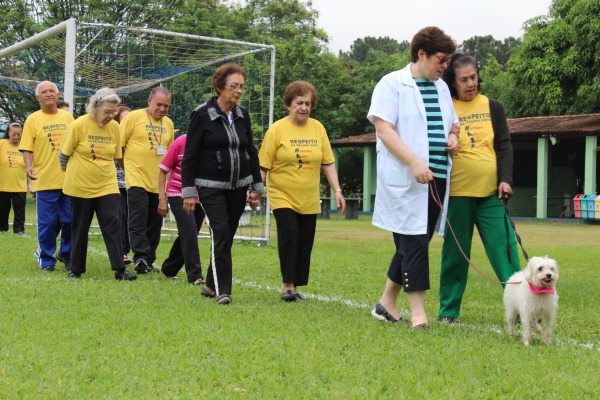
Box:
[146,109,163,146]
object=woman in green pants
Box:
[438,53,521,323]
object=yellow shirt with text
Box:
[450,94,498,197]
[259,117,334,214]
[19,109,74,191]
[120,109,174,193]
[0,140,27,192]
[62,115,122,198]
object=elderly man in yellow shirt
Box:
[120,87,174,274]
[20,81,74,272]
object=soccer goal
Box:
[0,18,274,243]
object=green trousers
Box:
[439,195,521,318]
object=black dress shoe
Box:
[281,290,296,302]
[67,271,81,279]
[294,292,307,300]
[115,269,137,281]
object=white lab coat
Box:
[367,63,457,235]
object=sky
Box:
[309,0,553,54]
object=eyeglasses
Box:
[432,54,450,66]
[224,83,245,91]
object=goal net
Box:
[0,18,274,243]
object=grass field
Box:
[0,210,599,398]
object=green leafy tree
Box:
[344,36,409,63]
[504,0,600,116]
[459,35,521,70]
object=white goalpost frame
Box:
[0,18,275,243]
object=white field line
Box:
[16,239,600,350]
[233,277,599,350]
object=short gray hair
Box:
[35,81,59,95]
[86,88,121,118]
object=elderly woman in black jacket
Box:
[181,63,265,305]
[437,53,521,323]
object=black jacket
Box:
[181,96,264,198]
[489,98,513,186]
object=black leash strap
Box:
[503,200,529,262]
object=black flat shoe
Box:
[115,269,137,281]
[281,290,296,302]
[437,316,460,324]
[201,287,216,298]
[371,302,401,322]
[294,292,307,300]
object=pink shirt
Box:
[159,134,196,199]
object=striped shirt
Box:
[415,78,448,179]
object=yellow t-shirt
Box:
[62,115,121,198]
[259,117,335,214]
[450,94,498,197]
[0,140,27,192]
[120,108,174,193]
[19,109,74,191]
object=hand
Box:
[26,167,37,180]
[445,133,459,156]
[157,197,169,217]
[183,197,196,214]
[450,122,461,139]
[335,192,346,215]
[410,160,434,184]
[247,191,261,210]
[498,182,513,201]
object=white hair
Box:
[86,88,121,118]
[34,81,59,95]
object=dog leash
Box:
[429,182,520,285]
[502,200,529,262]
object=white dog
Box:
[503,256,559,346]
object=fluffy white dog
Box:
[503,256,559,346]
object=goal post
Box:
[0,18,275,243]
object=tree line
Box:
[1,0,598,192]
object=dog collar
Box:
[528,282,556,295]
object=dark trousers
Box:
[127,187,162,265]
[198,187,247,296]
[36,190,71,267]
[70,194,125,274]
[119,188,130,254]
[273,208,317,287]
[387,178,446,292]
[161,196,205,283]
[0,191,26,233]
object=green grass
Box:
[0,214,599,399]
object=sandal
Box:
[201,287,216,298]
[216,294,231,305]
[192,278,205,286]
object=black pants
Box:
[127,187,162,265]
[387,177,446,292]
[119,188,130,254]
[198,187,247,296]
[70,194,125,274]
[273,208,317,287]
[161,197,205,283]
[0,191,26,233]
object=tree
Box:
[344,36,409,63]
[501,0,600,116]
[459,35,521,70]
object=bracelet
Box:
[335,189,342,193]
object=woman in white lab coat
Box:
[367,26,459,329]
